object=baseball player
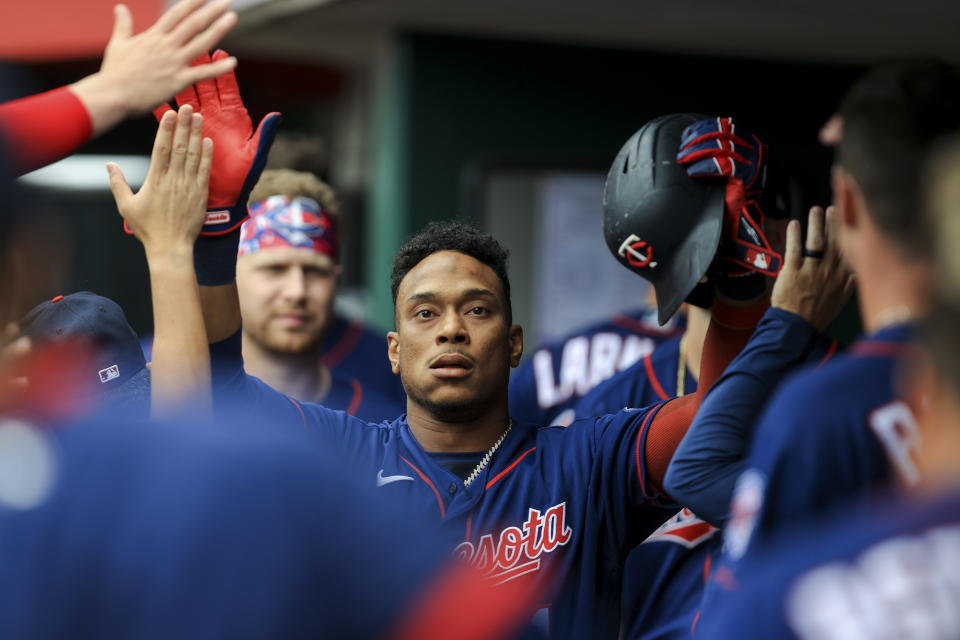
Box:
[19,292,152,417]
[115,70,847,639]
[508,302,682,427]
[0,0,237,176]
[233,172,403,421]
[659,61,960,633]
[579,114,840,640]
[696,134,960,640]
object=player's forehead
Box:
[240,247,336,270]
[397,250,502,305]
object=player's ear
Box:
[387,331,401,375]
[508,324,523,368]
[831,166,859,230]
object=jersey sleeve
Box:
[0,87,93,175]
[663,308,821,525]
[585,300,769,545]
[210,330,375,451]
[722,367,892,562]
[573,356,658,419]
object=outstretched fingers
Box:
[197,138,214,191]
[170,0,231,45]
[106,162,134,216]
[783,218,803,271]
[183,11,238,63]
[150,109,178,177]
[184,113,204,178]
[168,105,194,175]
[110,3,134,42]
[154,0,206,34]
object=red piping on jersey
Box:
[464,514,473,542]
[634,407,659,498]
[851,340,916,359]
[815,339,839,370]
[346,379,363,415]
[702,553,712,584]
[643,354,669,401]
[485,447,537,491]
[286,396,307,428]
[400,455,446,519]
[320,321,364,369]
[691,610,701,637]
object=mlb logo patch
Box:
[98,365,120,384]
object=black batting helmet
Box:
[603,113,725,325]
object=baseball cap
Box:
[20,292,150,415]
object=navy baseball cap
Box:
[20,292,150,414]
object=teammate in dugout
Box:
[696,131,960,640]
[0,0,239,176]
[507,298,682,428]
[235,170,403,421]
[579,114,841,640]
[659,60,960,633]
[111,61,848,638]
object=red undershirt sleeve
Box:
[0,87,93,176]
[643,299,769,498]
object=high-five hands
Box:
[70,0,239,135]
[108,106,212,260]
[153,50,282,236]
[771,206,855,330]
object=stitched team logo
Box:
[454,502,573,585]
[618,234,658,269]
[643,508,717,548]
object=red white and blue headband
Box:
[238,195,340,263]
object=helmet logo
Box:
[619,234,658,268]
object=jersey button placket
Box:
[448,482,458,497]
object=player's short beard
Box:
[248,320,326,357]
[405,388,487,422]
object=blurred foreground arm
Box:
[108,106,212,418]
[0,0,237,175]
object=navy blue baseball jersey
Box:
[319,314,406,406]
[622,509,719,640]
[509,308,683,427]
[141,313,406,409]
[722,323,918,561]
[327,369,404,423]
[664,308,838,525]
[573,336,696,419]
[212,329,682,638]
[696,489,960,640]
[0,410,533,639]
[572,336,705,640]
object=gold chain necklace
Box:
[463,420,513,488]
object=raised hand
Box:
[70,0,238,135]
[771,206,855,330]
[153,50,282,236]
[677,117,782,282]
[108,105,212,260]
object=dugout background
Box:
[7,20,894,343]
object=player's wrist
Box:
[144,243,196,272]
[69,72,130,136]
